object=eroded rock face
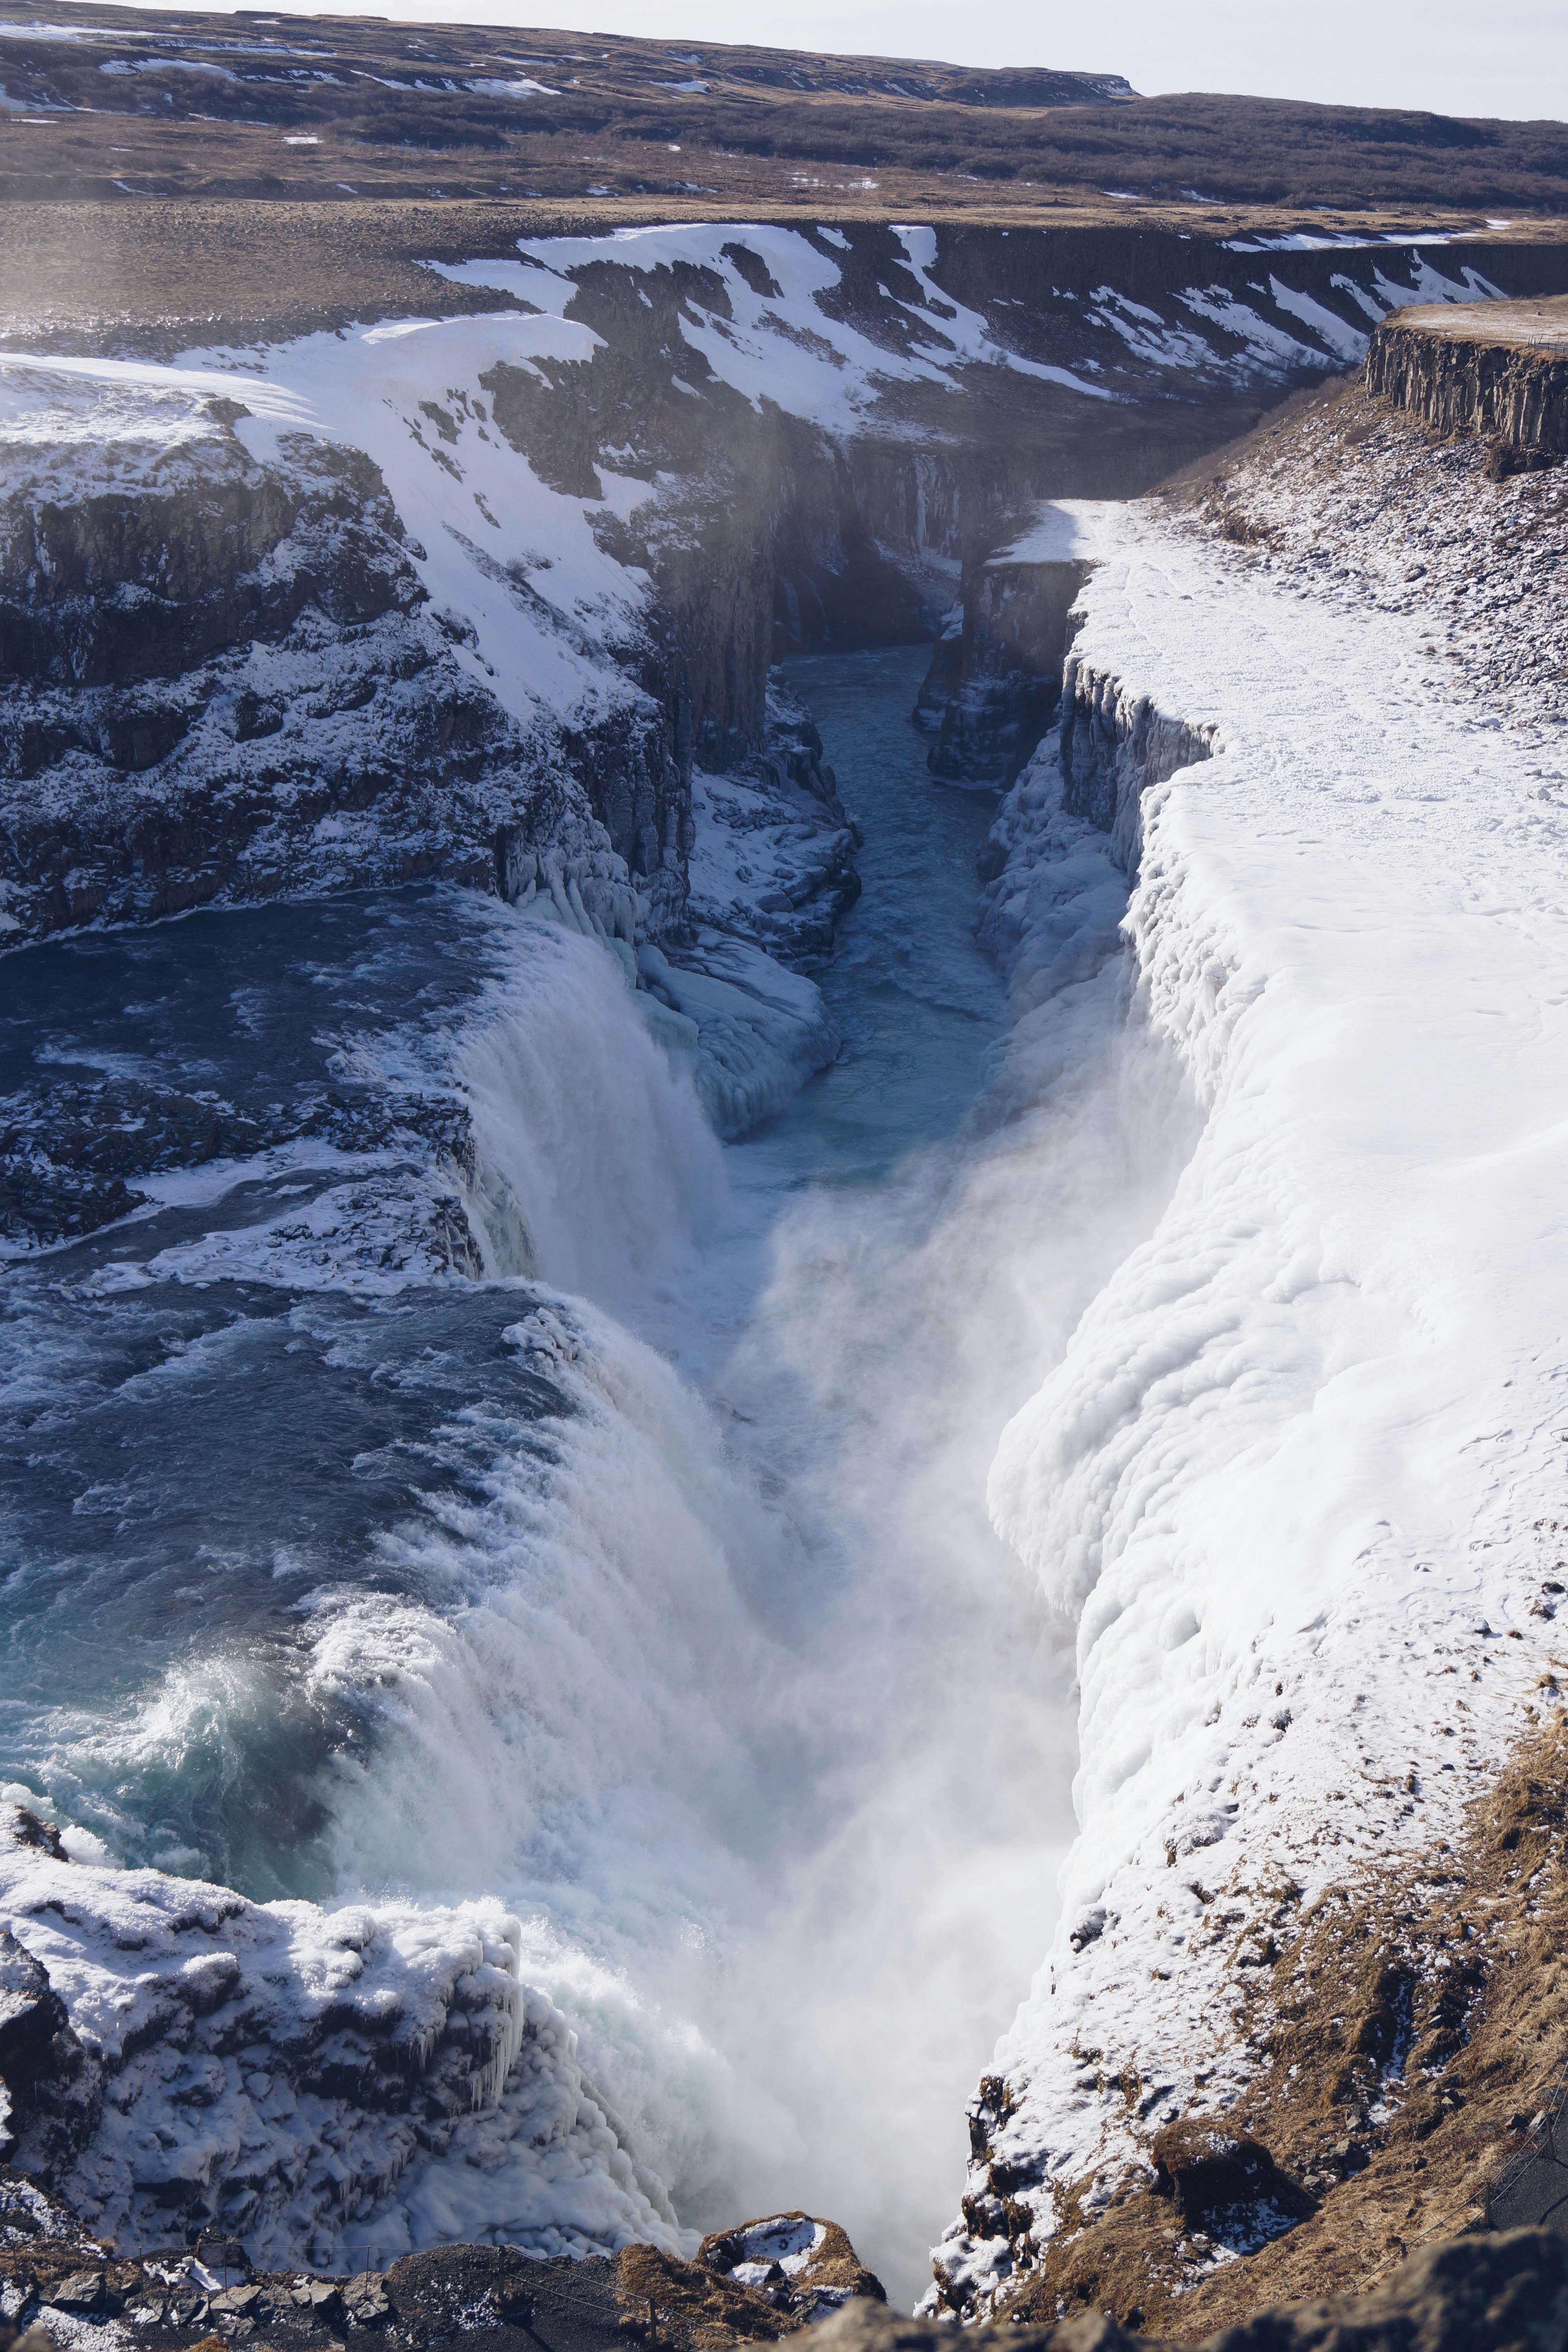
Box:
[0,424,564,943]
[1147,2120,1310,2240]
[1056,655,1216,869]
[917,559,1089,788]
[0,1933,71,2168]
[0,407,693,953]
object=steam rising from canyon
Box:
[256,816,1197,2300]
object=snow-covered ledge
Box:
[931,501,1564,2311]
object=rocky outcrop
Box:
[685,681,861,960]
[1365,301,1568,463]
[0,414,688,948]
[0,2180,884,2352]
[1056,654,1216,868]
[0,1931,78,2175]
[11,224,1553,961]
[917,559,1089,787]
[0,1809,683,2267]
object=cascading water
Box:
[0,648,1190,2307]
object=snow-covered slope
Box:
[931,495,1568,2310]
[0,220,1512,961]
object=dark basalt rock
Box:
[0,2186,884,2352]
[0,421,691,952]
[0,1934,94,2176]
[0,1934,69,2164]
[0,1068,479,1250]
[1482,439,1558,481]
[1366,310,1568,458]
[917,557,1089,789]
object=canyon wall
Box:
[8,221,1557,955]
[1365,304,1568,456]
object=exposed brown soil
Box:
[1389,295,1568,351]
[817,2229,1568,2352]
[991,1708,1568,2339]
[0,1,1566,230]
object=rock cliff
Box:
[1365,299,1568,465]
[7,220,1543,961]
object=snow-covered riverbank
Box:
[932,491,1568,2311]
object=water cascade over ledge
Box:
[0,644,1194,2307]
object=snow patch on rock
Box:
[0,1815,691,2271]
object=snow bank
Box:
[932,500,1568,2307]
[427,224,1492,420]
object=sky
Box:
[129,0,1568,121]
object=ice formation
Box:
[0,1817,688,2270]
[1,215,1553,2306]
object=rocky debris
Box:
[1366,299,1568,458]
[1147,2120,1310,2244]
[635,935,840,1139]
[1158,376,1568,750]
[0,2194,883,2352]
[697,2212,884,2325]
[819,2228,1568,2352]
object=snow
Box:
[427,223,1116,429]
[684,762,855,953]
[1265,276,1369,363]
[0,315,655,733]
[0,1815,690,2269]
[1372,258,1504,310]
[727,2216,825,2277]
[5,207,1548,2298]
[466,75,557,97]
[991,499,1121,568]
[930,494,1568,2307]
[635,935,838,1140]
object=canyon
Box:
[4,18,1568,2351]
